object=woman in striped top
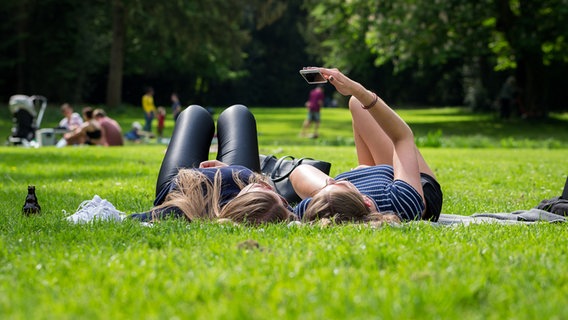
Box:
[291,68,443,223]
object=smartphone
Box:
[299,69,327,84]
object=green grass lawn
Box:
[1,105,568,319]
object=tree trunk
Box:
[106,0,125,108]
[495,0,547,118]
[516,53,545,118]
[16,1,29,93]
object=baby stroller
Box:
[7,95,47,145]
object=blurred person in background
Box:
[61,107,105,146]
[58,103,83,131]
[300,85,324,138]
[142,86,157,132]
[171,93,182,122]
[94,108,124,146]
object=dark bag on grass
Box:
[535,176,568,216]
[259,154,331,204]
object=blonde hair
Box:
[303,188,401,225]
[219,191,296,225]
[152,168,293,224]
[152,169,216,221]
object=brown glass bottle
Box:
[22,185,41,215]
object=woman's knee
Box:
[349,96,373,128]
[219,104,252,120]
[178,104,208,119]
[175,105,214,130]
[218,104,255,129]
[348,96,365,114]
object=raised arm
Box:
[316,67,423,199]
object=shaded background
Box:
[1,0,567,116]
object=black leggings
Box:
[154,104,260,202]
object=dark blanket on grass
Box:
[436,208,566,225]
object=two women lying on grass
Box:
[130,68,443,225]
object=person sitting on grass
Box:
[61,107,105,146]
[58,103,83,131]
[290,67,443,224]
[129,104,297,225]
[94,108,124,146]
[124,122,144,143]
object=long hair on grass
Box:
[151,168,292,224]
[219,191,296,225]
[303,187,401,226]
[151,169,216,221]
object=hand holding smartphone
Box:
[299,69,327,84]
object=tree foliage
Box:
[0,0,292,106]
[0,0,567,112]
[0,0,110,102]
[303,0,568,115]
[111,0,292,106]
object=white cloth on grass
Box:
[436,208,565,226]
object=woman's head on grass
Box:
[219,190,297,225]
[302,182,401,226]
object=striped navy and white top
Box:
[293,165,425,221]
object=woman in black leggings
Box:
[130,104,295,224]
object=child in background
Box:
[157,107,166,141]
[125,121,143,143]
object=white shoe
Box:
[96,198,126,222]
[56,138,67,148]
[67,195,102,223]
[66,195,125,223]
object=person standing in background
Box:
[300,85,324,138]
[171,93,182,122]
[142,87,157,132]
[157,106,166,141]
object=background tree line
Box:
[1,0,566,117]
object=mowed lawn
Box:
[1,105,568,319]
